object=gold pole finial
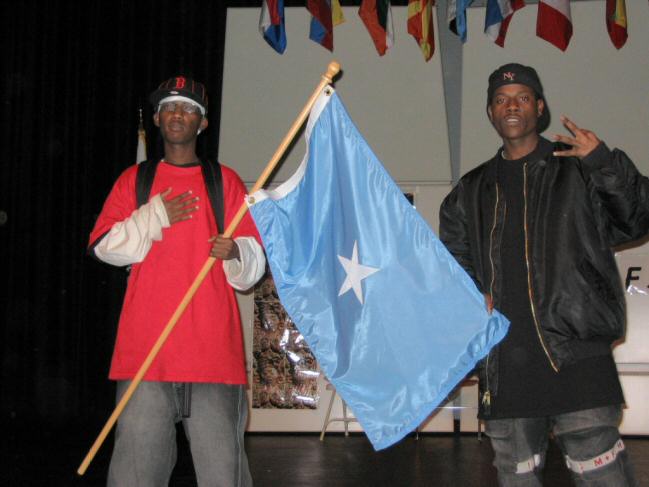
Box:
[323,61,341,84]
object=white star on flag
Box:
[337,240,379,305]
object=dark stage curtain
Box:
[1,0,230,427]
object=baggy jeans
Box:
[107,381,253,487]
[484,405,636,487]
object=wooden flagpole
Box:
[77,61,341,476]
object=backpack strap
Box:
[135,159,161,208]
[200,159,225,234]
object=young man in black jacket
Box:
[439,63,648,486]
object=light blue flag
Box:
[247,88,509,450]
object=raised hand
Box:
[161,188,199,225]
[552,116,601,159]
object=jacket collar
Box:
[497,136,554,165]
[484,137,555,181]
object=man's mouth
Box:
[168,122,185,132]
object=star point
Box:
[337,241,379,305]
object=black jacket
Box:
[439,138,649,413]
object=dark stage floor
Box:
[4,424,649,486]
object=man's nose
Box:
[505,98,519,111]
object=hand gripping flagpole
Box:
[77,61,341,476]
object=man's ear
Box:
[153,112,160,127]
[487,105,494,124]
[197,117,208,135]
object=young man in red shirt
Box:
[89,76,264,487]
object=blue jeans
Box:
[484,405,636,487]
[107,381,253,487]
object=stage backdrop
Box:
[1,0,230,427]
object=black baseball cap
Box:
[149,76,208,115]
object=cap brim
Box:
[149,89,207,114]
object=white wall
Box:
[615,241,649,434]
[220,7,451,186]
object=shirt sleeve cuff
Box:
[222,237,266,291]
[580,142,610,175]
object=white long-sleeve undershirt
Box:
[93,193,265,290]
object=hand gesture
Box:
[209,235,240,260]
[552,116,601,159]
[161,188,199,225]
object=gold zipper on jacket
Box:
[488,184,499,306]
[482,183,501,409]
[523,163,559,372]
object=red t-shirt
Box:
[89,161,260,384]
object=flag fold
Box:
[606,0,627,49]
[308,0,334,51]
[259,0,287,54]
[536,0,572,51]
[447,0,473,43]
[247,89,509,450]
[359,0,394,56]
[485,0,525,47]
[408,0,436,61]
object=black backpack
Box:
[136,159,225,232]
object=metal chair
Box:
[320,381,358,441]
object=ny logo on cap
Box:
[503,72,515,81]
[174,77,186,89]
